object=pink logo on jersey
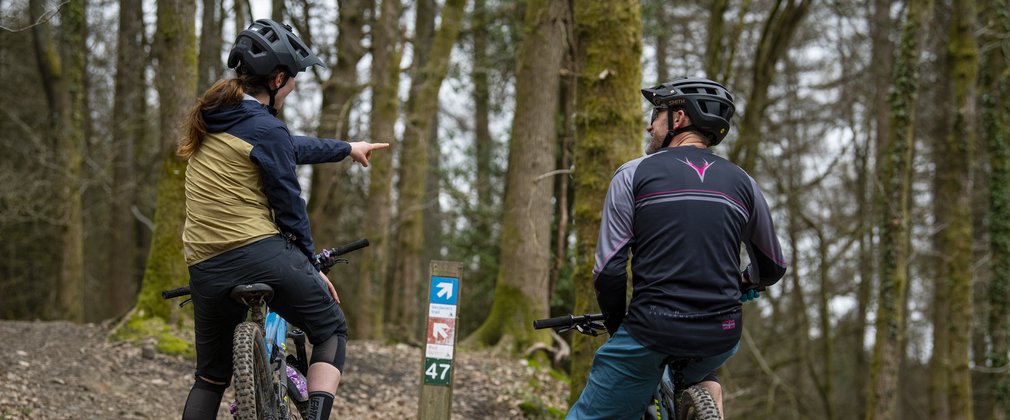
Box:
[722,319,736,330]
[678,158,715,182]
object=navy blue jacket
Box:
[183,99,351,264]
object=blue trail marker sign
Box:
[418,261,462,420]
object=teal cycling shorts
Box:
[566,325,739,420]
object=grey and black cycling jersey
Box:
[594,146,787,357]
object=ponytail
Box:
[177,71,285,159]
[178,79,244,159]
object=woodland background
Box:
[0,0,1008,418]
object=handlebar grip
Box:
[533,315,573,330]
[161,287,191,300]
[332,239,369,256]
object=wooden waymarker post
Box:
[418,260,462,420]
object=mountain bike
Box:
[533,313,721,420]
[163,238,369,420]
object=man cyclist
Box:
[567,77,787,419]
[177,19,388,420]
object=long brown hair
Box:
[177,73,276,159]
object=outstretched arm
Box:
[291,135,351,164]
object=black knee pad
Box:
[310,333,347,372]
[183,376,229,420]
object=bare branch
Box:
[0,0,70,33]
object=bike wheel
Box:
[677,385,720,420]
[233,322,279,420]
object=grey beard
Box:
[645,137,663,155]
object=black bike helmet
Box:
[227,19,325,77]
[642,77,735,147]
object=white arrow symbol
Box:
[433,323,450,340]
[436,282,453,299]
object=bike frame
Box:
[263,311,310,405]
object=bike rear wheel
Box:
[233,322,279,420]
[677,385,720,420]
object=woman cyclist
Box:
[177,19,388,420]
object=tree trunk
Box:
[198,0,223,92]
[108,0,146,319]
[551,48,576,301]
[703,0,728,81]
[569,0,643,405]
[865,0,928,418]
[464,0,570,353]
[272,0,284,21]
[423,112,442,269]
[929,12,955,416]
[30,0,88,322]
[308,0,368,224]
[981,0,1010,417]
[387,0,466,343]
[355,0,402,340]
[307,0,370,327]
[857,0,893,415]
[56,0,86,323]
[234,0,248,39]
[114,0,197,356]
[941,0,978,418]
[727,0,811,173]
[472,0,497,290]
[653,0,671,82]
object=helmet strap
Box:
[660,108,710,148]
[265,89,279,116]
[660,108,693,148]
[264,75,289,116]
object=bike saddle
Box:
[230,283,275,305]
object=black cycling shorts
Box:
[188,235,348,383]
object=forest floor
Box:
[0,320,569,419]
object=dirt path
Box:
[0,321,568,419]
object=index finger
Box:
[369,142,391,150]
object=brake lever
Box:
[575,322,604,336]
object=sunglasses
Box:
[650,107,667,123]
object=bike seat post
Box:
[662,357,691,419]
[247,298,267,324]
[230,283,275,325]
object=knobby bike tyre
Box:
[677,385,720,420]
[233,322,279,420]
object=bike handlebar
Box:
[314,238,369,274]
[328,238,370,257]
[532,313,605,330]
[161,287,191,299]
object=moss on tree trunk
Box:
[866,0,928,418]
[113,0,197,357]
[569,0,643,406]
[980,0,1009,416]
[939,0,978,418]
[55,0,87,322]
